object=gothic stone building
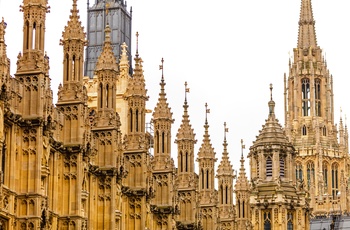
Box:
[0,0,348,229]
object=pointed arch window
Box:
[238,200,241,217]
[155,131,159,154]
[323,126,327,136]
[206,170,209,189]
[287,212,293,230]
[129,108,133,132]
[266,156,272,178]
[263,211,271,230]
[225,186,228,204]
[332,163,339,199]
[66,54,70,81]
[32,22,36,50]
[72,55,76,81]
[315,79,321,116]
[201,169,204,189]
[161,132,165,153]
[307,162,315,189]
[302,125,307,136]
[279,157,285,178]
[323,162,328,189]
[242,201,245,218]
[185,152,188,172]
[135,109,139,132]
[220,184,224,204]
[296,163,303,181]
[99,83,103,108]
[25,21,30,49]
[302,78,310,116]
[180,152,183,172]
[105,84,109,108]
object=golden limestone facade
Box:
[0,0,348,229]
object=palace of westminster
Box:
[0,0,349,229]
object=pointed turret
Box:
[121,33,151,230]
[176,82,196,178]
[60,0,87,88]
[235,140,251,229]
[16,0,49,73]
[94,24,119,127]
[197,103,217,229]
[150,59,176,227]
[297,0,317,49]
[175,82,198,228]
[249,85,310,229]
[216,123,235,229]
[0,18,9,87]
[152,58,174,164]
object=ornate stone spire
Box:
[216,123,234,176]
[176,82,195,141]
[0,18,8,67]
[95,24,118,72]
[61,0,86,43]
[235,140,249,190]
[197,103,215,160]
[152,58,173,121]
[0,18,7,60]
[125,32,147,98]
[297,0,317,48]
[119,42,130,78]
[254,84,289,146]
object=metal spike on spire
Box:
[184,81,190,102]
[205,103,210,124]
[135,31,139,57]
[159,57,164,80]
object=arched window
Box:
[279,157,285,178]
[161,132,165,153]
[66,54,70,81]
[323,162,328,189]
[225,186,228,204]
[323,126,327,136]
[296,163,303,181]
[201,169,204,189]
[315,79,321,116]
[332,164,339,199]
[220,185,224,204]
[105,84,109,108]
[206,170,209,189]
[302,78,310,116]
[302,125,307,136]
[180,152,183,172]
[135,109,139,132]
[25,21,30,49]
[238,200,241,217]
[155,131,159,154]
[264,211,271,230]
[72,55,76,81]
[266,156,272,178]
[129,108,133,132]
[99,83,103,108]
[32,22,36,50]
[307,162,315,189]
[185,152,188,172]
[287,212,293,230]
[242,201,245,218]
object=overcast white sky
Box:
[1,0,350,178]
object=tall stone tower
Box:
[175,83,198,229]
[197,103,218,229]
[284,0,349,215]
[121,40,152,230]
[150,59,177,229]
[89,23,124,229]
[56,0,90,228]
[85,0,132,78]
[216,123,235,230]
[249,85,310,230]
